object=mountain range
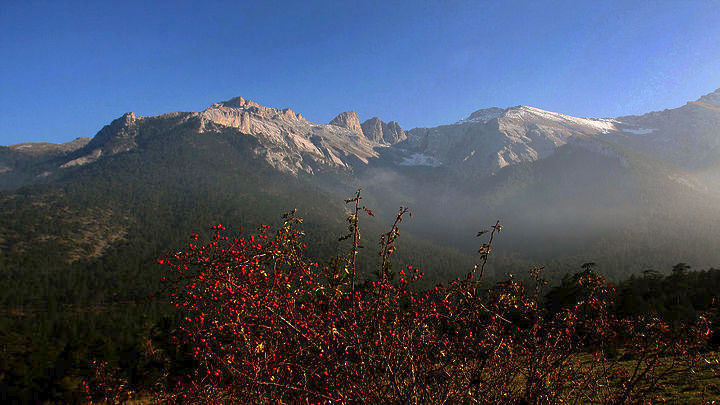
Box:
[2,88,720,293]
[6,89,720,182]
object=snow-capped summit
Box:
[501,105,619,134]
[456,107,506,124]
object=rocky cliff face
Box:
[361,117,406,144]
[384,121,406,144]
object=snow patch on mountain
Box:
[623,128,655,135]
[669,173,709,193]
[506,106,619,134]
[399,153,443,167]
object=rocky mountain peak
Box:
[360,117,406,144]
[200,96,305,133]
[58,111,142,169]
[361,117,383,142]
[215,96,261,109]
[121,111,136,122]
[92,112,139,144]
[329,111,364,137]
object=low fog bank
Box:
[350,147,720,281]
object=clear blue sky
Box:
[2,0,719,145]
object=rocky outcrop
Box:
[329,111,364,138]
[198,98,383,174]
[360,117,406,144]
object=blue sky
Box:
[1,0,719,145]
